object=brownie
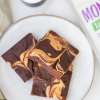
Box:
[2,33,37,82]
[29,31,66,68]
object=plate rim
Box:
[0,14,94,100]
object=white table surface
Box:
[9,0,100,100]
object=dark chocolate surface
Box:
[15,64,32,82]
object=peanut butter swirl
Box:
[3,33,38,82]
[45,65,73,100]
[29,49,65,66]
[42,31,66,51]
[46,79,65,100]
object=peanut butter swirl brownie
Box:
[29,31,79,100]
[2,33,37,82]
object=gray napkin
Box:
[0,90,5,100]
[0,0,12,38]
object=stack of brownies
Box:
[2,31,79,100]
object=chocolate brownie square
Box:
[2,33,37,82]
[29,31,66,68]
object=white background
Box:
[9,0,100,100]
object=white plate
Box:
[0,15,94,100]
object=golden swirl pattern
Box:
[29,49,65,65]
[42,32,67,51]
[46,79,65,100]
